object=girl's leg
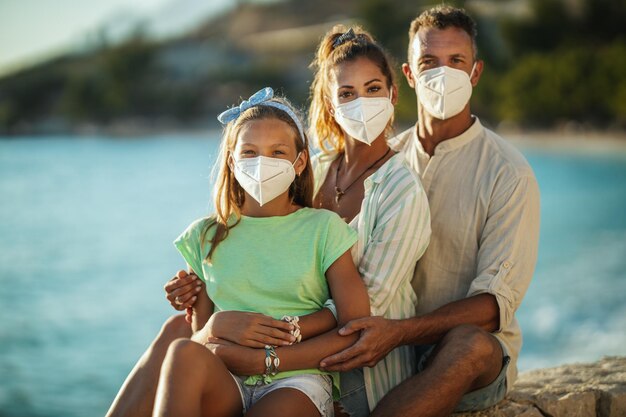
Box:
[245,388,323,417]
[153,338,243,417]
[106,315,192,417]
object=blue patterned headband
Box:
[332,28,358,48]
[217,87,305,143]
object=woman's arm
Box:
[182,266,214,334]
[190,283,213,333]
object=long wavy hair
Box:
[202,98,314,263]
[309,25,397,155]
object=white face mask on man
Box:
[413,62,476,120]
[232,153,300,206]
[333,93,394,145]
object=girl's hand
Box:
[198,336,265,376]
[164,270,202,310]
[192,335,234,350]
[207,311,296,348]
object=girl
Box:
[147,88,369,417]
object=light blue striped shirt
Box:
[314,152,431,410]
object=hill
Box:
[1,0,624,136]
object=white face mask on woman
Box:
[333,94,394,145]
[415,63,476,120]
[232,153,300,206]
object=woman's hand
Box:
[206,311,296,348]
[164,270,202,311]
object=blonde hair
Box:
[309,25,397,155]
[203,98,314,262]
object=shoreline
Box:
[2,128,626,155]
[503,130,626,155]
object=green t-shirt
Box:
[174,207,357,396]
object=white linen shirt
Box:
[387,118,540,388]
[314,152,431,410]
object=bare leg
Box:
[246,388,321,417]
[371,324,504,417]
[153,338,243,417]
[106,315,192,417]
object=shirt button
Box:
[503,261,511,269]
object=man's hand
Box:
[207,311,295,348]
[320,316,402,371]
[164,270,202,312]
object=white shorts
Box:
[230,373,334,417]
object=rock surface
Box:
[454,356,626,417]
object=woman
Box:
[107,26,430,417]
[307,25,431,415]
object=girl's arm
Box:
[204,308,337,348]
[325,250,370,327]
[209,250,370,375]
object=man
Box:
[320,6,540,417]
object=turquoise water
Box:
[1,135,625,417]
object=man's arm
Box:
[318,294,498,370]
[321,172,540,371]
[395,293,499,345]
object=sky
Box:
[0,0,233,76]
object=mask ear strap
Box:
[469,61,477,79]
[292,151,303,176]
[292,151,301,166]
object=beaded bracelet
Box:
[263,345,280,381]
[281,315,302,344]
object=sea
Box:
[0,134,625,417]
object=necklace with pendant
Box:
[334,147,391,204]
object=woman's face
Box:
[329,56,394,107]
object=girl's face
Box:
[233,117,306,174]
[329,56,396,107]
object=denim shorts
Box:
[338,368,369,417]
[231,373,334,417]
[337,344,510,416]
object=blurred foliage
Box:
[357,0,626,130]
[1,0,625,135]
[494,0,626,127]
[61,35,204,123]
[497,42,626,127]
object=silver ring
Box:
[175,297,183,305]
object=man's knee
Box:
[441,324,501,368]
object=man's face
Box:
[403,26,481,89]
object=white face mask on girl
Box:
[333,93,394,145]
[414,63,476,120]
[232,153,300,206]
